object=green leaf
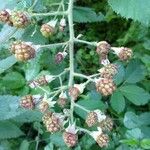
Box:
[114,62,125,85]
[50,132,66,147]
[0,95,24,121]
[108,0,150,25]
[25,59,40,81]
[13,110,42,123]
[73,6,105,23]
[0,56,17,74]
[125,128,143,139]
[120,139,139,146]
[75,91,107,119]
[2,72,25,89]
[124,60,146,83]
[124,112,150,129]
[0,121,24,139]
[110,90,125,113]
[44,143,54,150]
[120,85,150,105]
[19,140,30,150]
[140,139,150,149]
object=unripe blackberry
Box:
[45,114,61,133]
[98,117,113,132]
[96,78,116,96]
[0,10,10,23]
[20,95,43,109]
[96,41,111,55]
[111,47,133,61]
[39,101,49,113]
[99,64,118,79]
[10,11,29,28]
[86,111,98,127]
[118,47,132,61]
[40,24,54,37]
[10,41,36,61]
[42,112,52,125]
[96,133,109,148]
[63,132,78,147]
[20,95,35,109]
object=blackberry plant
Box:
[0,0,150,150]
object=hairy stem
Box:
[68,0,75,123]
[74,38,97,46]
[31,11,68,17]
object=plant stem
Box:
[38,42,67,49]
[68,0,75,123]
[74,38,97,47]
[74,72,95,82]
[31,11,68,17]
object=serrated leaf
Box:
[140,139,150,149]
[120,85,150,105]
[124,60,146,83]
[111,90,125,113]
[0,121,24,139]
[2,71,25,89]
[73,6,105,23]
[108,0,150,25]
[12,110,42,123]
[0,56,17,74]
[0,95,24,121]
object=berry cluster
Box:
[0,10,29,28]
[86,110,113,147]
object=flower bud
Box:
[59,18,66,31]
[55,52,67,64]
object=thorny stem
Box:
[68,0,75,124]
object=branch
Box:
[31,11,68,17]
[74,38,97,47]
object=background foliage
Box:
[0,0,150,149]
